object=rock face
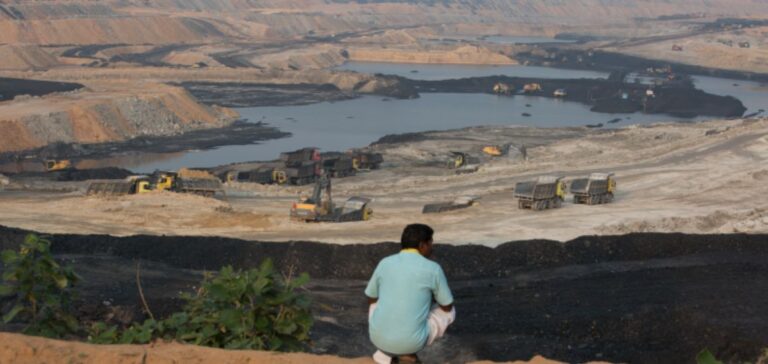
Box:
[0,83,238,154]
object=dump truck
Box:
[571,173,616,205]
[87,176,152,196]
[323,156,356,178]
[277,161,317,186]
[514,176,566,210]
[235,164,288,185]
[281,147,321,166]
[175,168,223,197]
[87,169,222,197]
[347,150,383,170]
[290,174,372,222]
[422,196,479,214]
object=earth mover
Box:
[514,176,566,210]
[290,174,372,222]
[44,159,73,172]
[571,173,616,205]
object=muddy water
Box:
[85,63,768,173]
[336,61,609,80]
[129,93,681,172]
[481,35,578,44]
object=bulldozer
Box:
[493,82,512,95]
[44,159,73,172]
[290,174,372,222]
[523,83,542,94]
[482,144,513,157]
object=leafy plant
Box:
[697,349,724,364]
[90,259,313,351]
[0,234,81,338]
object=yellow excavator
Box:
[448,152,479,174]
[290,174,372,222]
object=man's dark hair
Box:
[401,224,434,249]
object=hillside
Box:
[0,82,237,154]
[0,1,766,45]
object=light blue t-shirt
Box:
[365,250,454,355]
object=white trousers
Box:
[370,303,456,363]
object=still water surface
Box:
[111,63,767,172]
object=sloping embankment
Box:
[0,82,238,155]
[0,226,766,363]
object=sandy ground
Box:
[2,117,767,246]
[0,332,578,364]
[610,25,768,73]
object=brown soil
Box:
[0,332,572,364]
[0,81,236,154]
[0,332,370,364]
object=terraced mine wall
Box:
[0,226,766,363]
[0,83,241,156]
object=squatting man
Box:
[365,224,456,363]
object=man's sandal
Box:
[393,355,422,363]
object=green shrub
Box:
[90,259,313,351]
[696,349,723,364]
[0,234,81,338]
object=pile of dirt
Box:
[0,227,767,363]
[599,208,768,235]
[0,227,763,281]
[0,332,572,364]
[0,82,238,154]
